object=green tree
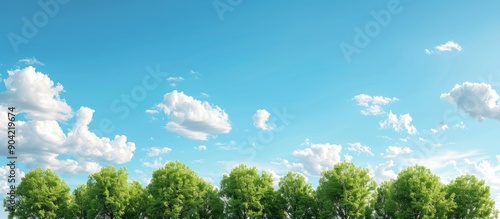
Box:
[124,180,147,218]
[391,165,455,219]
[69,184,89,219]
[220,164,271,219]
[446,174,498,219]
[3,168,71,219]
[86,165,130,219]
[316,162,376,219]
[198,181,224,219]
[374,180,396,219]
[260,171,285,219]
[278,171,317,219]
[146,161,206,218]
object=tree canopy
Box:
[4,162,498,219]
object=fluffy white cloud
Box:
[344,154,353,162]
[426,41,462,54]
[435,41,462,52]
[353,94,398,115]
[148,147,172,157]
[65,107,136,164]
[292,140,342,176]
[371,160,397,182]
[347,142,373,156]
[380,111,417,134]
[253,109,274,130]
[0,67,72,121]
[18,57,44,66]
[0,68,136,174]
[195,145,207,151]
[441,82,500,121]
[154,90,231,140]
[383,146,412,158]
[265,169,281,187]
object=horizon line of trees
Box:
[3,161,499,219]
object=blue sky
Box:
[1,0,500,216]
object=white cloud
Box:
[380,111,417,134]
[216,140,238,150]
[65,107,136,164]
[455,121,466,129]
[0,67,72,121]
[271,158,304,170]
[426,41,462,54]
[371,160,397,182]
[195,145,207,151]
[439,121,448,130]
[265,169,281,187]
[18,57,44,66]
[399,138,408,142]
[383,146,412,158]
[347,142,373,156]
[441,82,500,121]
[145,109,159,114]
[154,90,231,140]
[430,128,438,134]
[344,154,353,162]
[148,147,172,157]
[167,76,184,82]
[292,140,342,176]
[200,93,210,98]
[143,157,167,169]
[353,94,398,115]
[406,150,481,171]
[0,68,136,174]
[253,109,274,130]
[435,41,462,52]
[193,159,204,163]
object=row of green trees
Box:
[3,161,498,219]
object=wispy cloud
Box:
[353,94,398,115]
[425,40,462,54]
[18,57,44,66]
